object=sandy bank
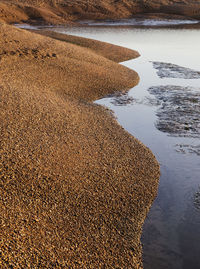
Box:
[31,29,140,63]
[0,23,160,268]
[0,0,200,24]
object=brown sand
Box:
[0,0,200,24]
[0,23,160,268]
[32,30,140,63]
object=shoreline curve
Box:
[0,23,160,268]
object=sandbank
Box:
[0,23,160,268]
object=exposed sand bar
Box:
[0,23,159,268]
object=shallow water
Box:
[52,25,200,269]
[79,18,200,27]
[20,23,200,268]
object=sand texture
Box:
[32,30,140,63]
[0,23,160,268]
[0,0,200,24]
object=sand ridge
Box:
[32,29,140,63]
[0,23,159,268]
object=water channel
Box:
[20,22,200,268]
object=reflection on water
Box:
[175,144,200,156]
[39,25,200,268]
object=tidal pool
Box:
[30,23,200,268]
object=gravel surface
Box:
[0,23,160,268]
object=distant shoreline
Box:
[1,0,200,25]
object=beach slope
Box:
[0,23,159,268]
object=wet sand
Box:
[0,23,159,268]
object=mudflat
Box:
[0,23,159,268]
